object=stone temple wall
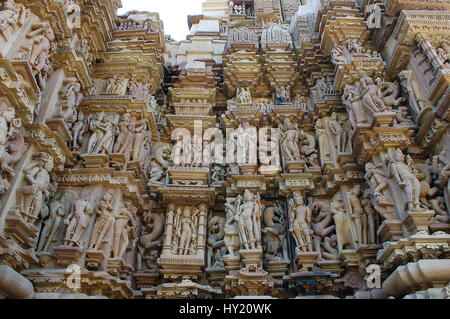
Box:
[0,0,449,299]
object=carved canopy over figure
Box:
[234,190,263,250]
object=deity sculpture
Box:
[234,190,263,250]
[288,193,313,252]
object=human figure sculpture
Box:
[0,0,26,32]
[322,235,339,260]
[64,192,93,247]
[315,119,331,164]
[342,84,367,125]
[346,185,367,246]
[37,192,66,252]
[20,153,54,225]
[386,149,422,211]
[137,211,164,272]
[364,162,393,220]
[331,201,354,252]
[234,190,262,250]
[298,130,320,168]
[224,198,240,256]
[70,112,88,152]
[280,118,301,162]
[96,114,116,155]
[310,201,335,255]
[113,113,134,156]
[88,190,114,250]
[173,206,198,255]
[58,79,83,121]
[148,144,172,185]
[0,101,18,178]
[132,119,148,161]
[207,216,225,268]
[86,112,105,154]
[361,189,377,244]
[262,201,288,261]
[24,23,56,77]
[328,113,346,153]
[288,193,313,252]
[359,75,387,113]
[112,201,137,259]
[381,80,405,107]
[399,70,430,112]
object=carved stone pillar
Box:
[161,203,176,256]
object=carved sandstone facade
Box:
[0,0,449,300]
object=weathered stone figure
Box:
[288,193,313,252]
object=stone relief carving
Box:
[137,211,164,273]
[234,190,263,250]
[0,0,26,35]
[385,149,422,211]
[207,216,226,269]
[18,152,54,225]
[0,99,25,194]
[288,193,313,252]
[262,201,288,262]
